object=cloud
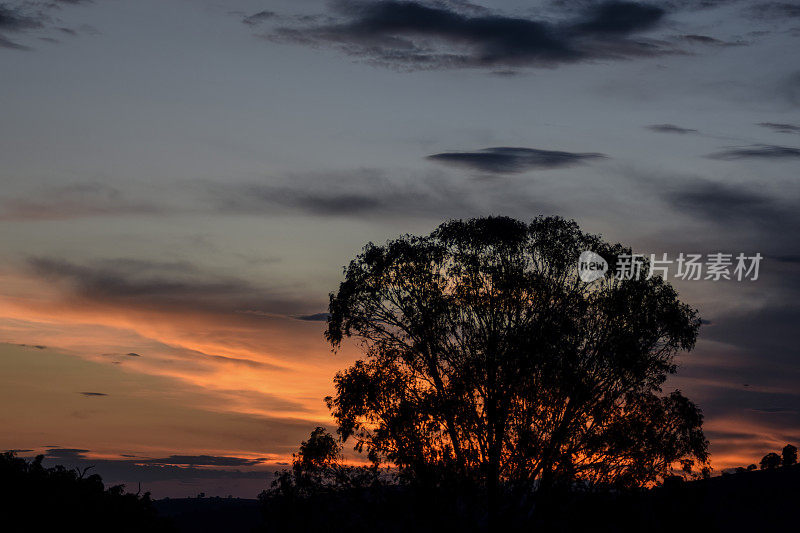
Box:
[26,256,312,318]
[426,146,606,173]
[0,182,165,221]
[0,1,90,50]
[746,2,800,19]
[0,2,45,49]
[79,392,108,397]
[665,180,795,230]
[646,123,698,134]
[679,34,727,45]
[242,10,276,26]
[266,0,674,70]
[140,455,265,467]
[295,312,330,322]
[758,122,800,134]
[45,448,90,460]
[205,169,556,219]
[0,4,44,31]
[708,145,800,160]
[573,1,664,35]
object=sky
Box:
[1,0,800,497]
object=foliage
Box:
[781,444,797,467]
[760,452,782,470]
[324,215,708,508]
[0,451,173,532]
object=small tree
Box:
[259,428,386,532]
[325,216,708,521]
[0,452,172,532]
[760,452,782,470]
[781,444,797,467]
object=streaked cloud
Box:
[708,144,800,160]
[646,123,699,134]
[757,122,800,134]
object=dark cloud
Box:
[141,455,264,467]
[758,122,800,134]
[79,392,108,397]
[205,170,556,219]
[0,2,45,49]
[267,1,674,70]
[0,4,44,31]
[708,144,800,160]
[573,1,664,35]
[45,448,90,460]
[665,180,795,230]
[747,2,800,19]
[242,10,276,26]
[680,34,723,45]
[26,256,315,319]
[295,312,330,322]
[426,147,606,173]
[646,123,699,134]
[0,1,90,50]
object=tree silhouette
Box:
[0,451,173,532]
[259,428,390,532]
[325,216,708,523]
[760,452,782,470]
[781,444,797,467]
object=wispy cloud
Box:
[204,169,556,218]
[242,10,276,26]
[708,144,800,160]
[646,123,698,134]
[757,122,800,134]
[0,183,163,221]
[664,180,796,230]
[26,256,314,318]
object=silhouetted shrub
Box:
[760,452,782,470]
[0,451,173,532]
[781,444,797,467]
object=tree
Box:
[781,444,797,467]
[325,216,708,522]
[0,451,173,532]
[259,428,388,532]
[760,452,782,470]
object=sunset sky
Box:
[1,0,799,497]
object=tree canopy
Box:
[0,451,172,532]
[325,216,708,504]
